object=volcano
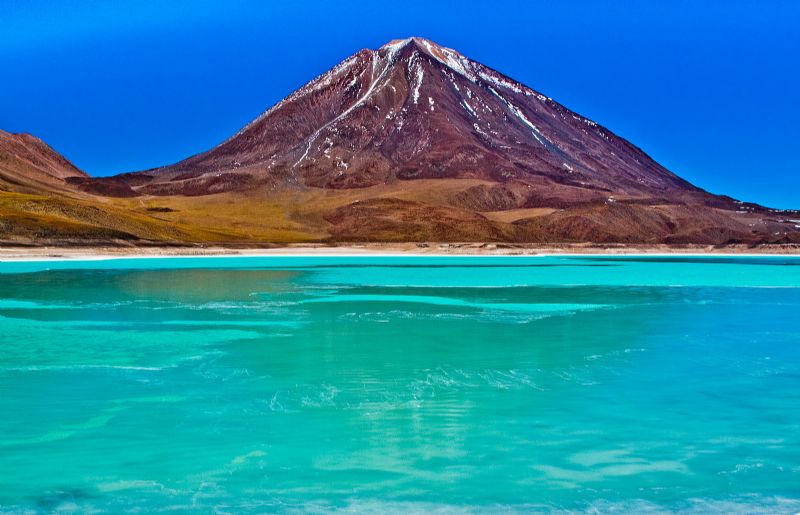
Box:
[118,37,698,198]
[6,37,800,245]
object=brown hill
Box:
[0,131,209,245]
[0,130,87,194]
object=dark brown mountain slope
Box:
[114,37,699,200]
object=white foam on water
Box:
[97,479,179,495]
[302,294,607,315]
[3,364,168,372]
[0,299,77,309]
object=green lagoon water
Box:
[0,255,799,513]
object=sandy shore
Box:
[1,242,799,261]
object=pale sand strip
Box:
[1,243,799,262]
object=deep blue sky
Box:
[2,0,798,208]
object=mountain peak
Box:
[379,36,448,52]
[378,37,472,78]
[123,36,698,197]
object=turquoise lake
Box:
[1,255,799,513]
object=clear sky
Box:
[1,0,798,208]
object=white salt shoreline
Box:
[1,243,798,262]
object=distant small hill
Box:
[0,131,198,245]
[0,130,87,194]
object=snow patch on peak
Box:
[477,69,522,93]
[381,38,412,52]
[380,39,410,63]
[487,86,550,146]
[414,38,478,82]
[462,100,477,117]
[409,54,424,105]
